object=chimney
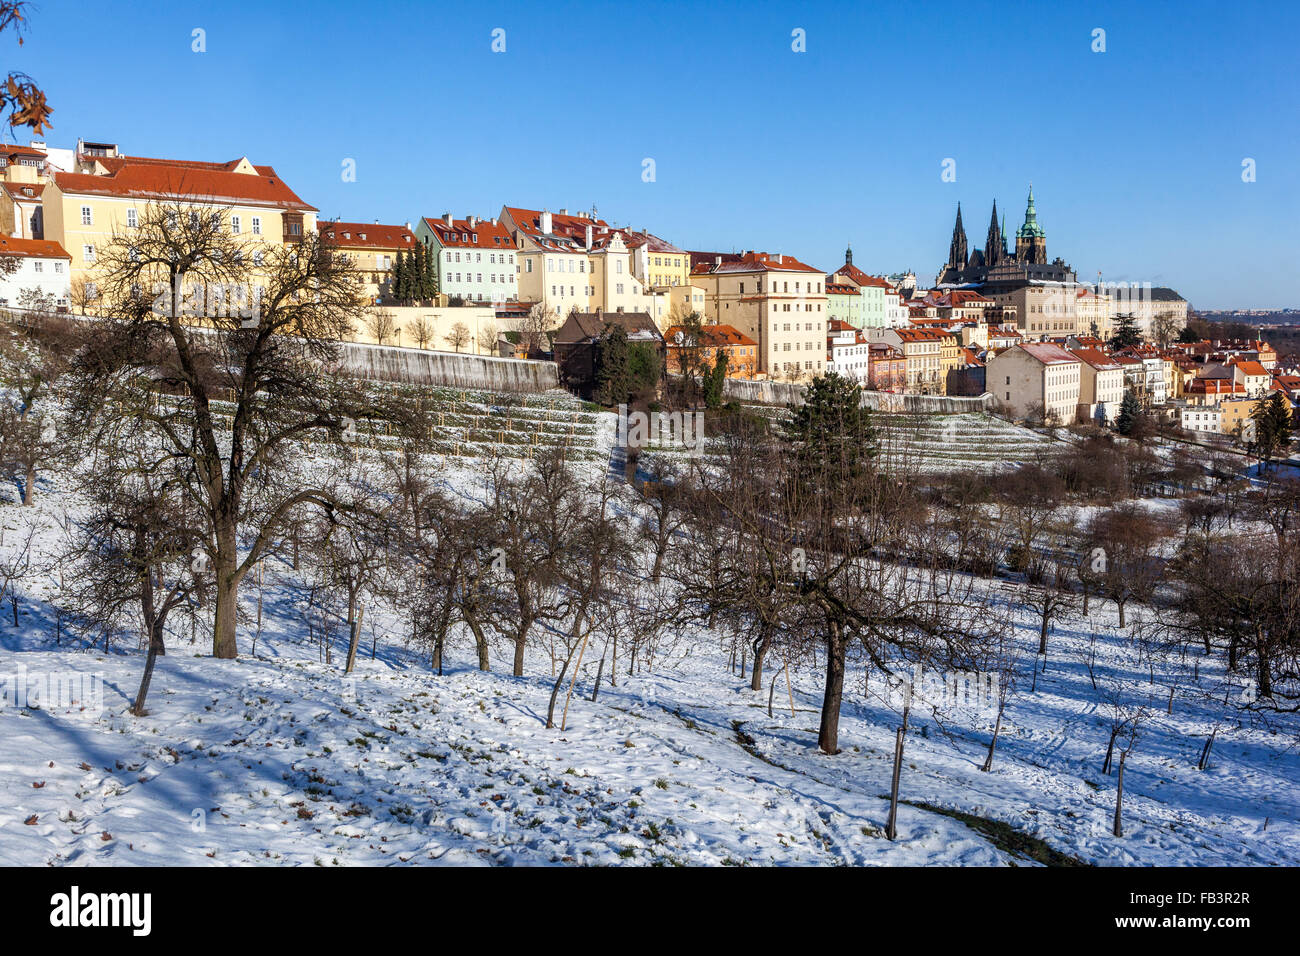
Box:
[404,221,411,231]
[443,212,453,227]
[559,208,568,215]
[373,219,379,224]
[491,217,498,226]
[540,210,553,234]
[468,215,477,228]
[714,256,722,267]
[776,253,783,264]
[585,224,593,249]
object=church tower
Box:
[845,243,853,266]
[947,203,968,270]
[985,201,1004,267]
[1014,186,1047,264]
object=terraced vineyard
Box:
[639,406,1068,474]
[142,384,607,463]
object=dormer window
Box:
[359,233,366,241]
[343,232,351,239]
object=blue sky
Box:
[11,0,1298,308]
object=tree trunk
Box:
[212,560,239,659]
[465,614,490,671]
[1038,612,1050,656]
[1102,728,1118,775]
[981,705,1003,772]
[817,625,846,755]
[750,624,771,692]
[344,605,364,675]
[131,623,165,717]
[590,653,605,703]
[22,463,34,505]
[546,654,572,729]
[1116,599,1126,629]
[1112,751,1127,837]
[512,633,527,678]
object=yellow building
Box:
[319,221,418,304]
[43,143,317,285]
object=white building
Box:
[0,236,71,310]
[1070,347,1125,424]
[986,342,1081,423]
[827,320,872,384]
[1178,404,1222,435]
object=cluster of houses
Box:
[986,336,1295,437]
[7,136,1268,434]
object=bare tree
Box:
[364,308,397,346]
[444,320,471,353]
[409,314,435,350]
[66,198,369,658]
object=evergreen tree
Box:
[423,244,438,299]
[1177,324,1199,344]
[594,324,631,406]
[1115,391,1141,436]
[704,349,728,409]
[409,248,425,304]
[780,371,876,492]
[1110,313,1141,350]
[1250,392,1293,467]
[391,252,407,304]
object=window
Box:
[231,215,241,234]
[54,262,63,274]
[83,245,95,263]
[33,260,42,273]
[81,206,93,226]
[126,208,138,229]
[251,216,262,235]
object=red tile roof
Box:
[692,250,824,276]
[53,154,316,211]
[422,215,514,249]
[320,221,416,250]
[1070,347,1121,370]
[0,236,70,259]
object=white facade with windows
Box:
[0,237,72,310]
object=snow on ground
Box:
[2,552,1296,867]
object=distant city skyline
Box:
[10,0,1298,309]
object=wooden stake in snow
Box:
[886,726,905,841]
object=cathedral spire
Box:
[845,242,852,266]
[948,203,968,270]
[1015,185,1046,264]
[985,200,1002,266]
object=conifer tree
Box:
[1250,392,1293,468]
[409,248,424,304]
[704,349,728,409]
[423,244,438,299]
[1115,391,1141,436]
[391,251,407,303]
[1110,314,1141,350]
[780,371,876,493]
[594,324,631,406]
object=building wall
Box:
[45,185,315,284]
[0,252,71,308]
[350,304,500,355]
